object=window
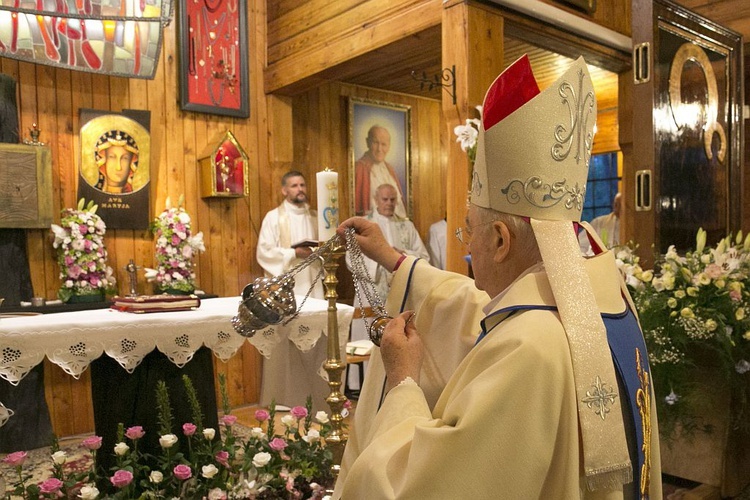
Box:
[581,152,620,222]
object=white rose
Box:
[149,471,164,484]
[159,434,178,448]
[250,427,265,439]
[281,415,296,428]
[114,442,130,456]
[315,411,329,424]
[203,428,216,440]
[79,485,100,499]
[302,428,320,443]
[252,452,272,468]
[52,450,67,465]
[202,464,219,479]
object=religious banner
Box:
[78,109,150,229]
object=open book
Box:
[346,339,374,356]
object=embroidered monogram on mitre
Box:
[551,68,595,168]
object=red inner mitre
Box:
[483,54,541,130]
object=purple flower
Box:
[215,450,230,467]
[290,406,308,420]
[39,477,63,494]
[173,464,192,480]
[81,435,103,450]
[221,414,237,427]
[110,469,134,488]
[269,437,287,451]
[2,451,28,466]
[125,426,145,440]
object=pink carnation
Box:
[125,426,145,440]
[174,464,192,480]
[183,422,197,436]
[39,477,64,494]
[81,436,103,450]
[269,437,287,451]
[290,406,308,420]
[254,409,270,422]
[1,451,28,466]
[110,469,134,488]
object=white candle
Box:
[316,170,339,241]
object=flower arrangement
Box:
[1,375,341,499]
[145,196,205,294]
[452,105,482,166]
[614,229,750,434]
[50,199,116,302]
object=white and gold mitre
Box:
[471,55,595,221]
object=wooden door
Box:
[630,0,743,256]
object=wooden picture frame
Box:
[349,97,411,218]
[178,0,250,118]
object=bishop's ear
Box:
[492,220,512,263]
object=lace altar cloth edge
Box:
[0,296,353,385]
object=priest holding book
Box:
[256,170,323,299]
[256,170,332,411]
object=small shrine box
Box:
[198,130,249,198]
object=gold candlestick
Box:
[320,236,348,482]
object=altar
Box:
[0,296,354,424]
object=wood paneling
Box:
[674,0,750,39]
[265,0,441,94]
[291,83,444,242]
[2,0,269,437]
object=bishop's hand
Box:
[337,217,403,272]
[381,311,423,393]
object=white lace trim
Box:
[0,296,353,385]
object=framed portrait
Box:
[178,0,250,118]
[78,110,151,230]
[349,97,411,218]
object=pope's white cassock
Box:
[346,211,429,391]
[256,200,331,411]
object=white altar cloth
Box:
[0,296,354,386]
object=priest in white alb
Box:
[256,170,330,411]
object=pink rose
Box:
[2,451,28,467]
[731,290,742,301]
[81,436,103,450]
[290,406,308,420]
[344,400,352,409]
[254,409,270,422]
[215,450,230,467]
[125,426,145,440]
[110,469,134,488]
[221,415,237,427]
[39,477,63,494]
[173,464,192,480]
[269,437,287,451]
[183,422,197,436]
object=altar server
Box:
[334,55,662,499]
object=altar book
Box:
[112,294,201,313]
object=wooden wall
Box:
[0,0,271,437]
[292,83,445,242]
[265,0,441,94]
